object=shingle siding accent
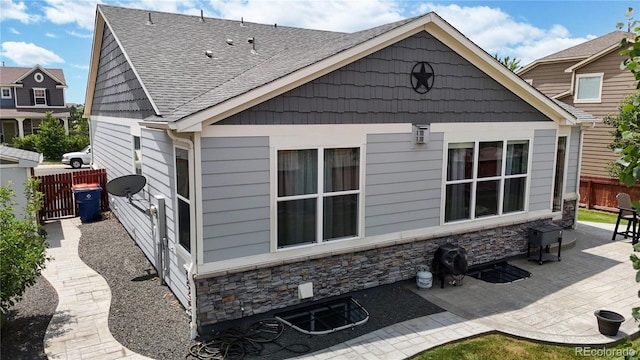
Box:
[15,71,65,107]
[529,129,556,211]
[218,32,549,125]
[91,24,156,119]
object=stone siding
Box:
[562,199,577,228]
[196,219,550,327]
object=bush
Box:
[12,134,38,152]
[35,113,67,161]
[0,178,50,315]
[66,135,90,153]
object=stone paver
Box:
[41,218,152,360]
[40,218,639,359]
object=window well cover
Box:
[275,296,369,335]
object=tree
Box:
[493,53,522,72]
[0,178,50,317]
[35,112,67,161]
[68,105,89,137]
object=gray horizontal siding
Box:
[365,132,443,236]
[219,31,550,126]
[565,127,580,194]
[529,129,556,211]
[201,136,270,263]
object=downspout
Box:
[166,129,199,339]
[574,123,590,229]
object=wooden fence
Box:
[36,168,109,222]
[579,176,640,212]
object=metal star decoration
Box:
[411,62,435,94]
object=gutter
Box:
[165,129,199,339]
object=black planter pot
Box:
[594,310,625,336]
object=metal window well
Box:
[467,261,531,283]
[274,296,369,335]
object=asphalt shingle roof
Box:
[0,145,42,165]
[0,66,66,86]
[98,5,416,122]
[552,99,598,122]
[536,30,632,62]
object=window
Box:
[445,140,529,222]
[277,147,360,248]
[575,73,603,102]
[33,89,47,105]
[175,147,190,252]
[133,136,142,175]
[1,88,11,99]
[552,137,567,212]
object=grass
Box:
[411,333,630,360]
[578,208,626,226]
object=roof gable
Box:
[0,146,42,167]
[0,65,66,86]
[87,5,581,129]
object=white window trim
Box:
[574,72,603,103]
[1,87,11,99]
[551,128,571,213]
[132,135,142,175]
[275,146,363,251]
[33,88,47,106]
[34,72,44,83]
[443,139,531,224]
[174,145,192,254]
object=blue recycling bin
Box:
[72,183,102,223]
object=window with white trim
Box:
[575,73,603,102]
[445,140,529,222]
[33,88,47,105]
[277,147,360,248]
[133,136,142,175]
[1,88,11,99]
[175,147,190,252]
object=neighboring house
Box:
[86,5,596,336]
[517,31,637,182]
[0,145,42,217]
[0,65,71,145]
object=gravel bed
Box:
[3,213,445,360]
[0,274,58,359]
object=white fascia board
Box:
[14,65,66,85]
[174,14,434,132]
[564,44,620,73]
[517,56,586,76]
[92,7,162,117]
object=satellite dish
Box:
[107,174,146,201]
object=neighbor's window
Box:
[575,73,603,102]
[277,147,360,248]
[1,88,11,99]
[445,140,529,222]
[33,89,47,105]
[175,147,190,252]
[133,136,142,175]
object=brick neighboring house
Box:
[0,65,71,145]
[517,31,638,209]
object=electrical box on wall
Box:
[415,125,430,144]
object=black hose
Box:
[186,318,310,360]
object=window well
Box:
[275,296,369,335]
[467,261,531,283]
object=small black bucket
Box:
[594,310,625,336]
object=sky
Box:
[0,0,633,105]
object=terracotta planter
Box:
[594,310,625,336]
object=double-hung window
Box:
[575,73,603,103]
[1,88,11,99]
[445,140,529,222]
[277,148,360,248]
[33,89,47,105]
[175,147,191,252]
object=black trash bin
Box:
[72,183,102,223]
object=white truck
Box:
[62,145,92,169]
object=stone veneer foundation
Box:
[195,218,553,327]
[561,199,577,228]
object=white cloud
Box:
[71,63,90,70]
[46,32,56,38]
[0,41,64,66]
[207,0,404,32]
[411,3,593,65]
[66,30,93,38]
[0,0,41,23]
[10,28,20,34]
[41,0,99,30]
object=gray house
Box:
[86,5,595,337]
[0,65,70,144]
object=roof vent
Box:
[274,23,277,28]
[240,17,245,27]
[199,10,205,22]
[205,50,213,58]
[247,37,257,53]
[226,39,233,45]
[146,12,154,26]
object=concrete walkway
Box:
[41,218,639,360]
[41,218,152,360]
